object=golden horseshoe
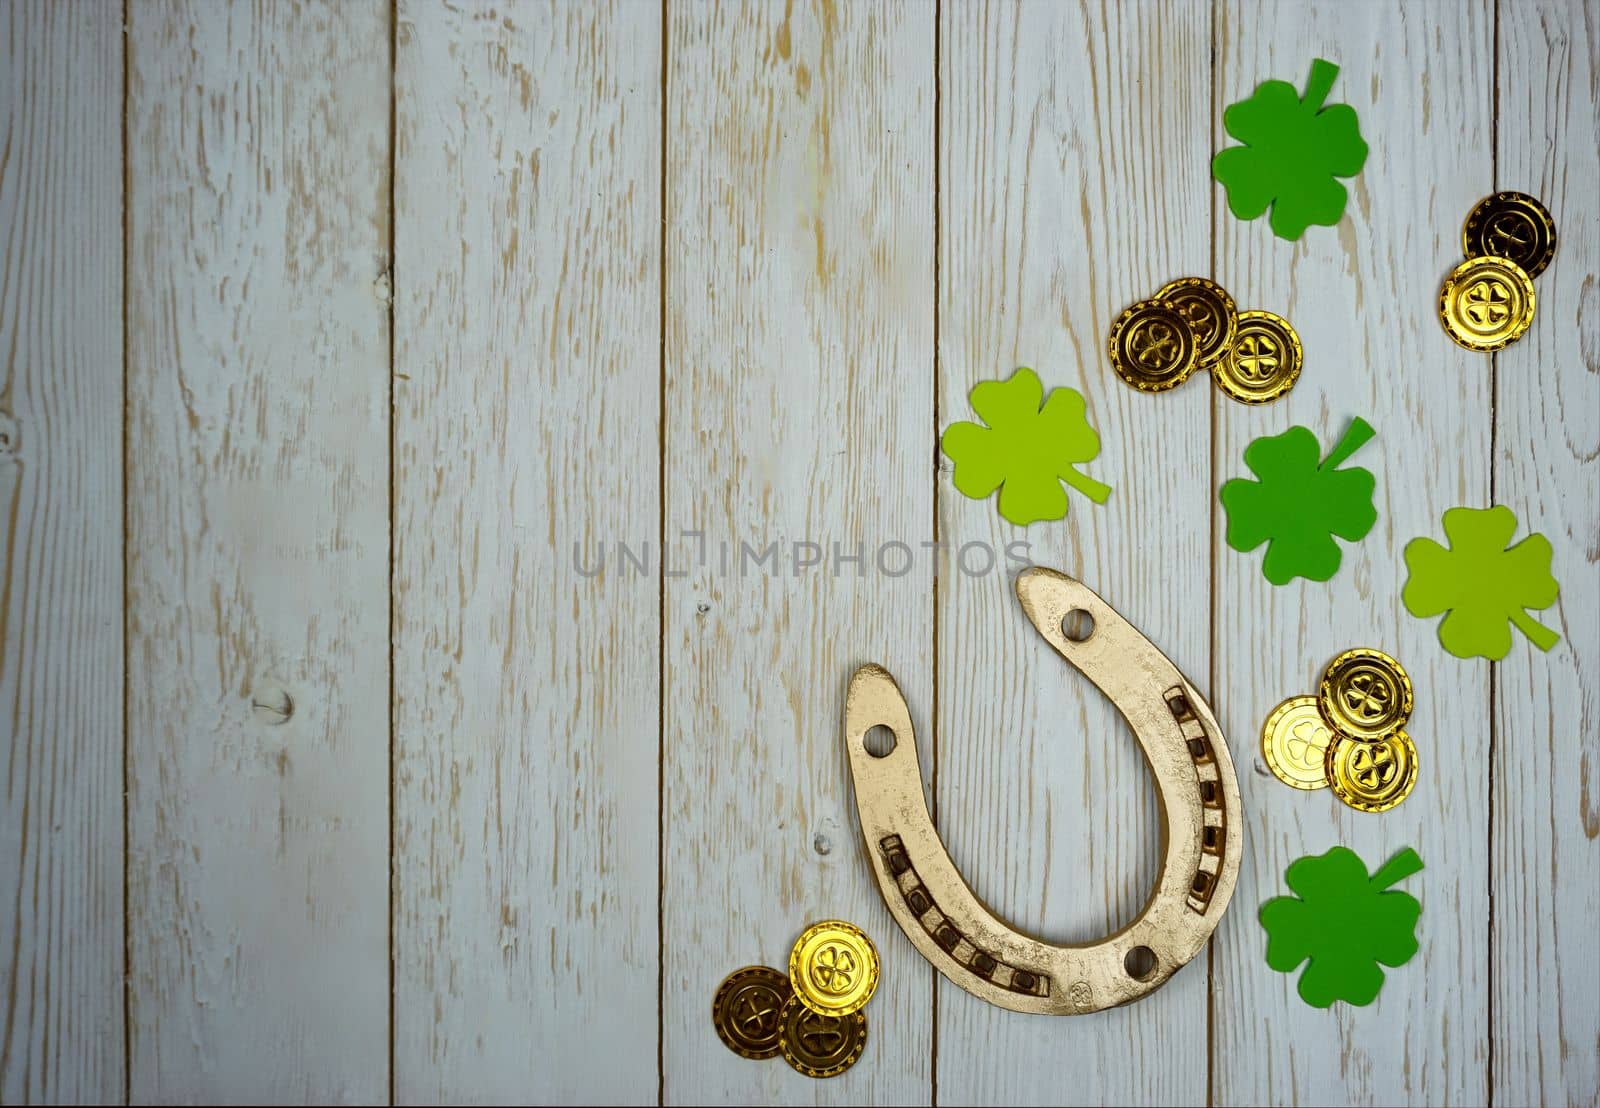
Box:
[843,567,1243,1014]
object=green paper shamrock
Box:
[1261,846,1423,1009]
[940,367,1111,526]
[1402,505,1560,659]
[1213,58,1369,241]
[1219,417,1377,585]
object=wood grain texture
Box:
[1211,3,1495,1104]
[936,3,1214,1102]
[661,1,934,1101]
[391,2,662,1102]
[7,1,1599,1103]
[1491,2,1600,1104]
[0,3,125,1103]
[125,1,391,1100]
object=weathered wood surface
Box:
[661,2,935,1102]
[1491,2,1599,1105]
[0,2,125,1102]
[125,1,392,1101]
[392,2,663,1102]
[2,0,1595,1103]
[1211,3,1496,1104]
[936,2,1213,1103]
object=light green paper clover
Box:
[1213,58,1369,241]
[1402,505,1560,660]
[940,367,1111,526]
[1219,418,1377,585]
[1260,846,1423,1009]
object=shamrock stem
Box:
[1302,58,1341,113]
[1061,467,1113,505]
[1320,416,1377,470]
[1509,608,1561,651]
[1369,847,1424,892]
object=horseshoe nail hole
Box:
[1124,945,1158,982]
[1192,871,1213,895]
[863,724,897,758]
[1061,608,1095,642]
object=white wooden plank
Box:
[1211,3,1494,1104]
[0,2,125,1102]
[124,1,391,1100]
[391,2,662,1103]
[661,1,934,1101]
[1492,2,1600,1104]
[936,2,1214,1102]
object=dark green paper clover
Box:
[1261,846,1423,1009]
[1402,505,1560,660]
[1213,58,1369,241]
[1220,417,1377,586]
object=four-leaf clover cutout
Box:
[941,367,1111,526]
[1261,846,1423,1008]
[1403,506,1561,659]
[1213,58,1369,241]
[1220,418,1378,585]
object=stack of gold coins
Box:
[711,919,880,1079]
[1108,277,1302,404]
[1261,648,1418,813]
[1439,191,1556,352]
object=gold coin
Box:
[1326,729,1418,813]
[1463,191,1556,279]
[1439,255,1535,352]
[1261,696,1335,790]
[712,966,793,1060]
[788,920,880,1017]
[1156,277,1238,370]
[1107,298,1197,392]
[777,996,867,1079]
[1212,310,1302,404]
[1318,648,1414,742]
